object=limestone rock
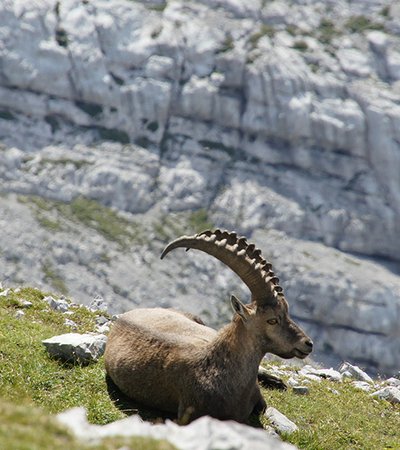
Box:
[370,386,400,404]
[42,333,107,364]
[264,407,298,435]
[45,296,69,313]
[57,407,297,450]
[339,362,373,383]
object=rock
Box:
[88,296,108,313]
[42,333,107,364]
[352,381,373,392]
[0,288,11,297]
[339,362,373,383]
[15,310,25,319]
[95,323,110,334]
[45,296,69,313]
[57,407,297,450]
[292,386,309,395]
[298,365,342,382]
[264,407,298,435]
[95,316,109,326]
[64,319,78,330]
[370,386,400,404]
[19,300,33,308]
[385,377,400,387]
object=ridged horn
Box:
[161,229,283,305]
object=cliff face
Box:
[0,0,400,374]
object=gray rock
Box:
[370,386,400,404]
[57,407,297,450]
[42,333,107,364]
[292,386,309,395]
[385,377,400,387]
[351,381,374,392]
[19,300,33,308]
[64,319,78,330]
[45,296,69,313]
[339,362,373,383]
[15,310,25,320]
[88,296,108,313]
[264,407,298,434]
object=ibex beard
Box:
[105,229,313,423]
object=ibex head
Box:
[161,229,313,360]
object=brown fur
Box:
[105,300,312,423]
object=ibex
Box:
[105,229,313,423]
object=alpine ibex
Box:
[105,229,313,423]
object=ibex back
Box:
[105,229,313,423]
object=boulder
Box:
[42,333,107,364]
[57,407,297,450]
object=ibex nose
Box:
[304,339,313,350]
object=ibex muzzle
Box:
[105,229,312,423]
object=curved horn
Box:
[161,229,283,305]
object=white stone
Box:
[385,377,400,387]
[370,386,400,404]
[367,31,389,53]
[15,310,25,319]
[352,381,373,392]
[64,319,78,330]
[42,333,107,364]
[264,407,298,434]
[58,407,296,449]
[45,296,69,313]
[339,362,373,383]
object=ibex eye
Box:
[267,318,278,325]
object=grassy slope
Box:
[0,286,399,449]
[0,287,174,450]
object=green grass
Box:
[260,364,400,450]
[1,286,398,449]
[153,209,213,243]
[19,195,144,247]
[345,15,385,33]
[249,24,276,47]
[0,286,174,449]
[42,260,69,295]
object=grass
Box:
[42,260,69,295]
[19,195,144,247]
[345,15,385,33]
[317,19,339,44]
[0,286,174,449]
[249,24,276,47]
[261,374,400,449]
[1,286,399,449]
[153,209,214,243]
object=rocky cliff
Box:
[0,0,399,375]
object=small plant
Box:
[45,115,60,133]
[318,19,339,44]
[147,121,159,132]
[345,15,385,33]
[55,27,68,48]
[42,260,68,295]
[292,40,308,51]
[380,5,390,17]
[148,2,167,13]
[0,110,16,121]
[249,24,276,47]
[218,34,234,53]
[96,127,130,144]
[75,101,103,118]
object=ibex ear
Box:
[230,295,250,323]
